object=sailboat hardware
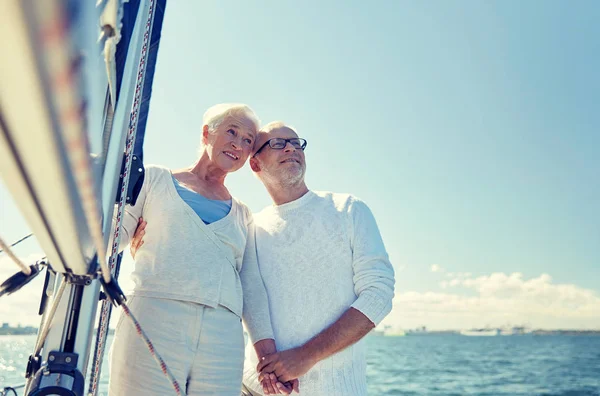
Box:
[0,0,177,394]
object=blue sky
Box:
[1,1,599,329]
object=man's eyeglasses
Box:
[254,138,307,156]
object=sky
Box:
[1,1,599,330]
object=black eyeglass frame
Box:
[253,138,307,156]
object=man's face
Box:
[251,126,306,186]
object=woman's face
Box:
[203,114,257,173]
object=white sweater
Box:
[118,165,273,343]
[243,191,395,395]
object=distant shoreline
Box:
[369,329,600,337]
[0,327,115,336]
[2,327,598,337]
[0,326,37,336]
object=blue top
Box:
[172,176,232,224]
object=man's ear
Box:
[249,157,261,172]
[202,125,209,145]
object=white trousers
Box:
[108,296,244,395]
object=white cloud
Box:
[445,271,471,279]
[383,271,600,330]
[439,278,461,288]
[430,264,444,273]
[4,254,599,332]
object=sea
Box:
[1,334,599,395]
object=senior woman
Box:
[109,103,275,395]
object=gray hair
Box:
[203,103,260,134]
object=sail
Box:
[113,0,167,204]
[0,1,102,275]
[0,0,168,394]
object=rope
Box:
[90,1,175,395]
[120,301,182,395]
[24,273,66,396]
[0,235,32,275]
[1,384,23,396]
[0,233,33,253]
[19,1,180,395]
[88,259,117,395]
[33,276,67,356]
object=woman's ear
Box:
[202,125,209,145]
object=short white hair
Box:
[203,103,260,134]
[260,121,297,134]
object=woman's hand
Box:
[129,217,147,259]
[258,371,299,394]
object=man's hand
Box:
[253,340,299,394]
[129,217,147,258]
[257,347,316,384]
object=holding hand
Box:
[253,339,299,394]
[258,371,299,394]
[258,372,299,394]
[130,217,147,258]
[257,347,316,384]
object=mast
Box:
[0,0,168,394]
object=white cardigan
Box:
[118,165,273,343]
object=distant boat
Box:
[460,328,500,336]
[384,328,406,337]
[379,325,405,337]
[499,326,529,335]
